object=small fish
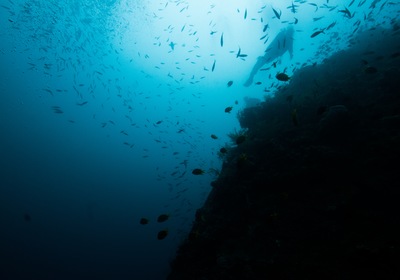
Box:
[192,168,205,175]
[263,24,269,32]
[276,73,290,81]
[220,147,228,154]
[370,0,382,9]
[43,88,53,95]
[255,81,262,85]
[326,21,336,30]
[52,106,63,114]
[358,0,367,6]
[244,8,247,19]
[313,16,324,21]
[157,230,168,240]
[227,80,233,87]
[308,3,318,12]
[272,7,281,19]
[310,29,325,38]
[157,214,169,223]
[288,2,297,13]
[338,7,353,19]
[211,134,218,139]
[123,142,134,148]
[169,42,176,50]
[236,47,247,58]
[236,47,241,58]
[224,106,233,113]
[139,218,149,225]
[76,101,88,106]
[220,33,224,47]
[212,60,216,72]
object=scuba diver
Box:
[244,26,294,87]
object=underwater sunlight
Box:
[0,0,399,279]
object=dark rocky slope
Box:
[167,24,400,280]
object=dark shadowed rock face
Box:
[319,105,352,141]
[167,26,400,280]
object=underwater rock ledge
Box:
[167,26,400,280]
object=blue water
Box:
[0,0,398,279]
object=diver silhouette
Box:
[244,26,294,87]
